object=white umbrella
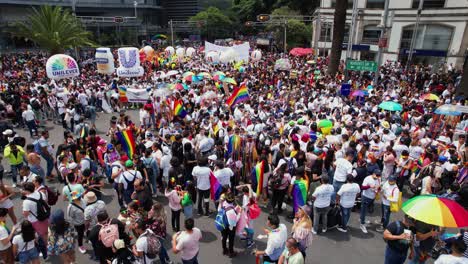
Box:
[153,88,172,98]
[165,70,179,77]
[202,91,218,100]
[156,71,166,79]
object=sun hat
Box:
[83,191,97,204]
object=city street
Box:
[3,110,395,264]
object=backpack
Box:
[285,158,296,176]
[26,192,51,221]
[99,221,119,248]
[143,158,155,178]
[43,186,59,206]
[214,205,234,232]
[33,140,42,155]
[122,171,137,191]
[84,106,91,119]
[31,99,41,111]
[83,158,98,174]
[142,230,161,259]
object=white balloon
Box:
[46,54,80,80]
[186,47,196,57]
[206,51,220,63]
[251,49,262,61]
[176,47,185,58]
[95,47,115,75]
[165,46,175,56]
[142,45,154,56]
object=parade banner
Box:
[119,86,150,103]
[204,41,250,62]
[46,54,80,80]
[116,47,144,77]
[95,47,115,75]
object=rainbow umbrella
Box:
[197,72,212,79]
[171,83,189,91]
[222,77,237,85]
[184,75,201,83]
[434,104,462,116]
[317,119,333,135]
[350,90,368,97]
[213,71,226,81]
[378,101,403,111]
[420,93,440,101]
[182,71,195,78]
[402,195,468,228]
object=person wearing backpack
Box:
[383,215,414,264]
[47,209,77,264]
[219,193,239,258]
[88,210,129,264]
[21,182,50,259]
[143,148,159,195]
[133,219,166,264]
[67,190,86,254]
[119,160,143,205]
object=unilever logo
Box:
[51,57,79,76]
[118,49,137,68]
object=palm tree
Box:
[327,0,348,76]
[13,5,94,55]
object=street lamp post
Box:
[407,0,424,70]
[134,1,138,18]
[169,20,174,47]
[374,0,390,86]
[283,20,287,54]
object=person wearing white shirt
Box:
[311,175,334,234]
[214,161,234,187]
[133,221,159,264]
[333,151,356,201]
[22,105,37,137]
[377,177,400,233]
[254,215,288,263]
[160,147,172,184]
[120,160,143,204]
[192,157,212,215]
[336,175,361,232]
[360,170,382,234]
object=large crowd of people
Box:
[0,45,466,264]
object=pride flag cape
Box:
[227,134,242,156]
[226,83,249,108]
[118,86,128,103]
[292,176,309,213]
[173,99,187,118]
[210,171,222,200]
[251,161,265,196]
[115,129,136,158]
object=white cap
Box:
[68,162,78,170]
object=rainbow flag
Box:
[292,177,309,213]
[227,135,242,155]
[173,99,187,118]
[115,129,136,158]
[251,161,265,196]
[210,172,222,200]
[212,123,219,137]
[118,86,128,103]
[226,83,249,108]
[80,126,86,138]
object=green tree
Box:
[189,7,233,39]
[231,0,266,22]
[266,7,312,50]
[13,5,94,54]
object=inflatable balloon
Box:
[206,51,220,63]
[95,47,115,75]
[186,47,195,57]
[139,49,147,62]
[116,47,144,78]
[165,46,175,56]
[142,45,154,56]
[176,47,185,59]
[251,49,262,61]
[219,48,237,64]
[46,54,80,79]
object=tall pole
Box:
[374,0,389,85]
[134,1,138,18]
[284,20,287,54]
[407,0,424,70]
[170,20,174,47]
[314,2,321,59]
[345,0,358,80]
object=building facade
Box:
[0,0,199,49]
[312,0,468,68]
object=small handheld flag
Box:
[226,83,249,108]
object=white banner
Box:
[204,41,250,62]
[125,88,150,103]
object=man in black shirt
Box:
[383,215,414,264]
[131,178,153,212]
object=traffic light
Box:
[245,21,253,27]
[257,14,270,22]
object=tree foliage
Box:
[189,7,233,39]
[13,5,94,54]
[266,7,312,49]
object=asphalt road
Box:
[2,110,401,264]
